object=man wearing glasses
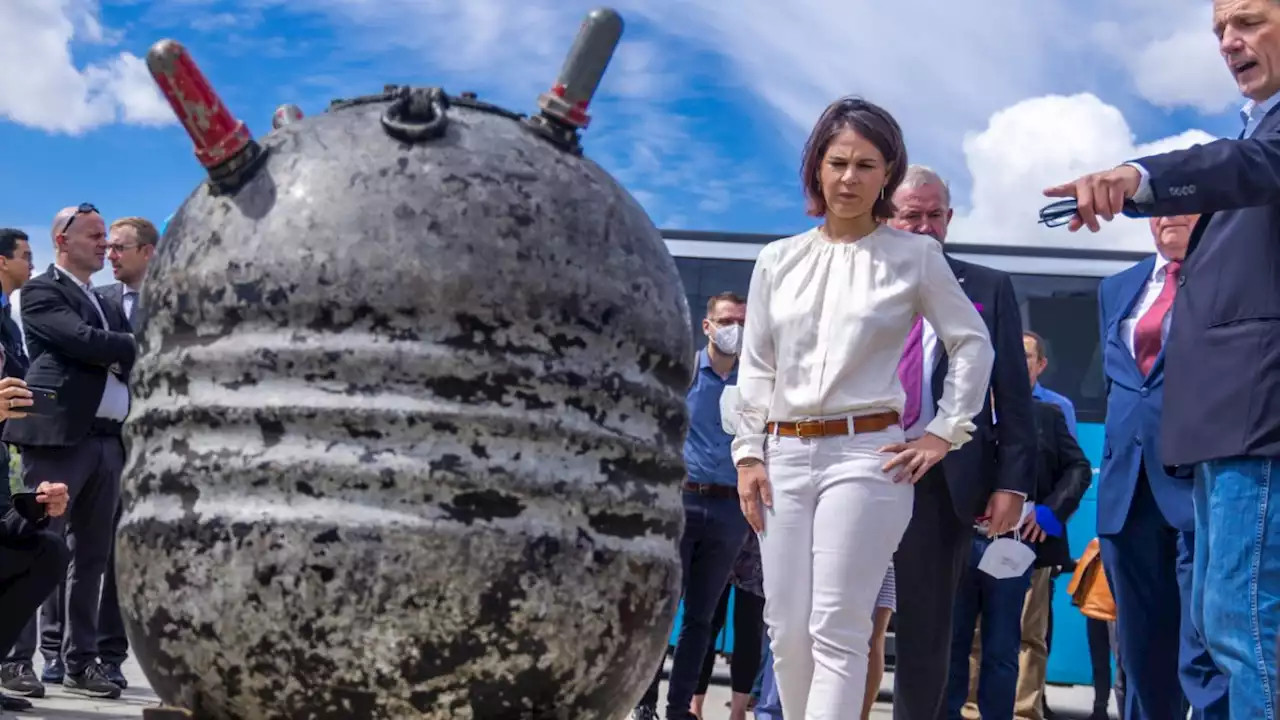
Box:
[0,204,135,700]
[93,216,157,689]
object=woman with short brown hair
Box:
[733,97,994,718]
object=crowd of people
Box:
[640,1,1280,719]
[0,211,155,715]
[0,2,1277,720]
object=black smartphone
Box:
[9,491,46,522]
[27,386,57,416]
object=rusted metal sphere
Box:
[121,21,690,720]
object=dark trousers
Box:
[5,436,124,674]
[893,466,970,720]
[945,535,1033,720]
[1087,618,1114,716]
[35,503,129,667]
[696,586,765,695]
[0,528,71,660]
[1100,467,1228,720]
[638,491,748,716]
[96,498,128,664]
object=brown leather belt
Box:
[682,481,739,499]
[766,411,900,439]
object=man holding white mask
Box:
[633,292,750,720]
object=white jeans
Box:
[759,427,915,720]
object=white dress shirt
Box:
[53,265,131,421]
[731,225,995,464]
[1120,254,1176,356]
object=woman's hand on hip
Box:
[880,432,950,484]
[737,459,771,533]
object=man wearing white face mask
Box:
[633,292,750,720]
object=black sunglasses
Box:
[60,203,99,235]
[1038,198,1141,228]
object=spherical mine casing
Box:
[120,96,692,719]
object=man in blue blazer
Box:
[1045,3,1280,716]
[1095,216,1228,720]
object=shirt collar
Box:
[1152,253,1174,280]
[1241,91,1280,132]
[54,264,91,291]
[1032,383,1046,399]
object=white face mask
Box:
[711,323,742,355]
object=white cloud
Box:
[233,0,1240,246]
[949,93,1218,251]
[1096,1,1240,113]
[0,0,174,134]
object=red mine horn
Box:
[272,104,304,129]
[147,39,261,189]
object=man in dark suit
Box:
[0,477,71,685]
[0,229,35,713]
[1089,217,1228,720]
[1045,2,1280,715]
[0,205,135,701]
[0,230,32,383]
[889,165,1037,720]
[953,332,1093,720]
[88,215,156,690]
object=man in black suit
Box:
[0,205,135,701]
[1045,2,1280,714]
[0,230,32,383]
[0,475,71,691]
[91,215,156,689]
[0,229,35,713]
[888,165,1037,720]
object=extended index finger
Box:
[1043,180,1079,198]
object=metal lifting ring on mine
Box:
[380,87,450,143]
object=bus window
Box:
[1010,274,1105,424]
[676,257,755,344]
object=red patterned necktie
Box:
[1133,260,1181,376]
[898,316,925,427]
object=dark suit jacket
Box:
[1030,400,1092,567]
[1095,257,1192,533]
[2,266,136,448]
[933,256,1036,519]
[95,282,141,331]
[0,300,28,382]
[1130,102,1280,467]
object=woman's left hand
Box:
[880,433,950,484]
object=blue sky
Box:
[0,0,1251,280]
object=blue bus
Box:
[663,228,1149,686]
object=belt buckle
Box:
[795,419,822,439]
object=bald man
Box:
[0,204,134,700]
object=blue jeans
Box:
[1099,468,1228,720]
[755,635,783,719]
[639,490,749,716]
[945,535,1033,720]
[1194,458,1280,720]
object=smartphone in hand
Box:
[26,387,57,416]
[9,491,47,522]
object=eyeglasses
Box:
[60,203,99,235]
[1038,198,1141,228]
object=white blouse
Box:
[730,225,994,464]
